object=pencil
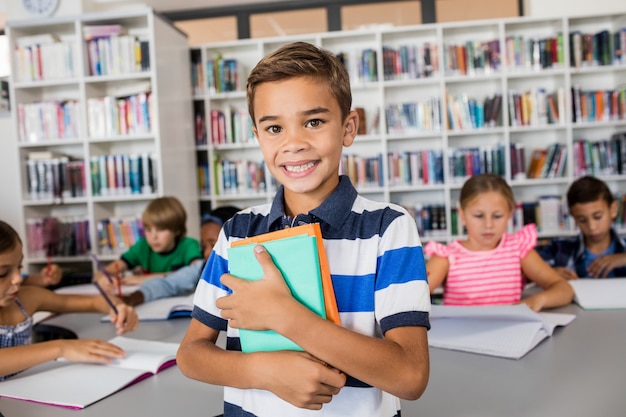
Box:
[90,253,114,284]
[115,263,123,299]
[94,281,119,315]
[46,255,52,282]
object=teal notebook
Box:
[227,234,327,352]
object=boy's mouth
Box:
[283,161,316,173]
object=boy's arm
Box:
[177,319,347,410]
[133,262,204,304]
[218,246,430,401]
[586,253,626,278]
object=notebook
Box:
[101,294,194,322]
[231,223,340,326]
[228,226,333,352]
[428,304,576,359]
[568,278,626,310]
[0,336,178,409]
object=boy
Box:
[177,42,431,417]
[538,175,626,279]
[124,206,240,306]
[96,196,203,291]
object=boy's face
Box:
[570,199,617,246]
[0,243,24,307]
[252,76,357,215]
[144,225,177,253]
[201,222,221,259]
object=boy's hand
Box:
[587,254,626,278]
[94,271,117,294]
[56,338,126,363]
[554,267,578,280]
[109,303,139,335]
[257,351,346,410]
[217,244,298,331]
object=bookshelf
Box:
[191,12,626,242]
[7,8,199,279]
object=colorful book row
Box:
[446,93,502,130]
[443,39,501,76]
[86,36,150,76]
[336,49,378,83]
[526,143,567,179]
[87,91,153,138]
[387,150,445,187]
[385,98,442,134]
[89,153,156,197]
[26,155,86,201]
[25,217,91,258]
[96,216,144,255]
[209,108,255,146]
[17,100,81,143]
[213,159,269,196]
[447,145,506,182]
[504,34,565,71]
[381,43,439,80]
[204,56,240,94]
[570,28,626,68]
[573,133,626,177]
[571,86,626,123]
[13,35,75,82]
[508,88,566,127]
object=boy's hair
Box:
[459,174,515,210]
[246,41,352,125]
[567,175,615,208]
[201,205,240,227]
[142,196,187,238]
[0,220,22,254]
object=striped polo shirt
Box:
[191,175,431,417]
[425,224,537,306]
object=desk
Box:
[1,305,625,417]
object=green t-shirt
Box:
[121,236,202,273]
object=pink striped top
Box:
[424,224,537,306]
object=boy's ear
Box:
[342,110,358,147]
[610,199,618,220]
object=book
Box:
[228,224,339,352]
[428,304,575,359]
[0,336,178,409]
[102,294,194,322]
[568,278,626,310]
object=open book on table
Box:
[568,278,626,310]
[101,294,194,322]
[0,336,178,409]
[228,223,339,353]
[428,304,576,359]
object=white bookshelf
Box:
[191,12,626,242]
[7,8,199,276]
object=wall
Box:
[525,0,626,17]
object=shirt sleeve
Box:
[140,261,204,303]
[424,240,449,258]
[121,238,146,269]
[180,237,203,265]
[517,223,538,259]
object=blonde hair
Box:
[142,196,187,238]
[459,174,515,211]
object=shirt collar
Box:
[267,175,357,231]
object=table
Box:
[2,305,625,417]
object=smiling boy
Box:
[177,42,430,417]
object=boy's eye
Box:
[266,125,282,134]
[306,119,323,128]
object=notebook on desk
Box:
[568,278,626,310]
[0,336,179,409]
[428,304,576,359]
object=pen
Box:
[115,262,123,299]
[46,255,52,282]
[94,281,119,315]
[90,253,114,284]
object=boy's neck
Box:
[584,234,613,254]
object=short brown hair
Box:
[0,220,22,255]
[142,196,187,238]
[459,174,515,210]
[567,175,615,208]
[246,41,352,125]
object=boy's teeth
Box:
[285,162,315,172]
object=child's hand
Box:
[217,245,297,331]
[587,254,626,278]
[554,267,578,280]
[56,338,126,363]
[256,351,346,410]
[109,303,139,335]
[41,263,63,286]
[94,271,117,294]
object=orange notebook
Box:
[231,223,340,326]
